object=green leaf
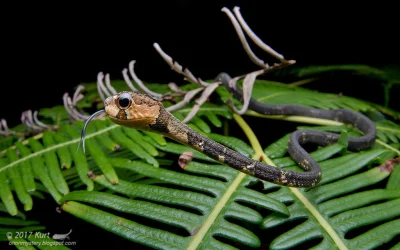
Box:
[60,152,288,249]
[52,130,94,191]
[50,131,73,169]
[93,120,121,152]
[80,123,119,184]
[13,142,36,193]
[231,78,400,120]
[121,127,158,156]
[0,158,19,216]
[5,149,33,211]
[62,201,188,250]
[61,190,202,233]
[110,127,159,167]
[264,133,291,159]
[27,138,63,202]
[262,144,399,249]
[41,132,69,195]
[0,62,399,249]
[294,64,386,78]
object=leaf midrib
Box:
[233,114,349,250]
[175,107,228,114]
[0,124,119,174]
[187,113,268,249]
[376,125,400,134]
[186,172,247,250]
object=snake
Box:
[80,72,376,188]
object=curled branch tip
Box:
[222,6,295,70]
[153,43,209,87]
[128,60,163,98]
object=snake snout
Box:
[104,96,113,107]
[104,96,119,118]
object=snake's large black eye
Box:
[117,93,131,109]
[119,97,130,108]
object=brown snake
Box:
[80,80,376,188]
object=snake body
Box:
[99,73,376,188]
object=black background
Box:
[1,1,399,127]
[1,1,400,249]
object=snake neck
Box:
[149,106,321,187]
[154,106,257,173]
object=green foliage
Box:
[279,64,400,109]
[217,78,400,120]
[263,133,400,249]
[60,157,288,249]
[0,65,399,249]
[0,213,45,242]
[293,64,386,79]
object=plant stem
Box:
[0,125,119,174]
[0,133,43,155]
[376,139,400,156]
[245,110,343,126]
[186,172,247,250]
[232,113,349,250]
[288,77,319,87]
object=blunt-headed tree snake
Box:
[80,72,376,188]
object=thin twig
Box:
[122,68,138,92]
[68,96,91,120]
[221,6,297,116]
[153,43,209,87]
[65,94,87,120]
[182,83,220,123]
[63,93,90,121]
[73,85,86,105]
[221,7,270,69]
[20,110,56,133]
[97,72,112,98]
[168,82,182,93]
[63,93,75,118]
[226,69,264,115]
[33,111,54,129]
[128,60,163,98]
[222,7,296,72]
[233,7,286,62]
[0,119,16,136]
[96,80,106,101]
[166,88,204,112]
[1,119,9,131]
[22,110,41,130]
[124,60,175,100]
[105,73,118,95]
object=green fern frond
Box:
[279,64,400,108]
[173,103,233,132]
[0,205,49,249]
[60,157,288,250]
[293,64,386,79]
[375,120,400,144]
[216,79,400,120]
[1,63,399,250]
[261,131,400,250]
[0,103,251,216]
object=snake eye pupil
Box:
[118,97,130,108]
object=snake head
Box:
[104,91,162,129]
